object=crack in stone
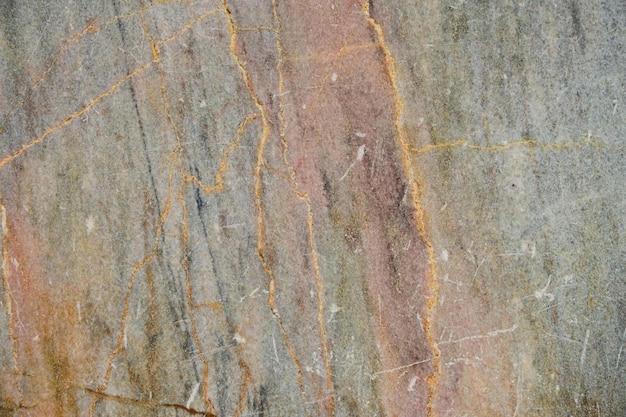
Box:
[85,386,218,416]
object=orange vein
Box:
[0,3,224,171]
[223,1,310,413]
[140,10,161,62]
[150,14,219,408]
[0,60,153,171]
[0,1,165,135]
[272,1,336,415]
[409,137,623,154]
[0,21,99,135]
[359,2,440,416]
[285,42,377,63]
[157,7,222,45]
[88,156,177,417]
[32,20,100,91]
[185,113,260,193]
[179,173,218,416]
[232,346,251,417]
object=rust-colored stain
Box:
[277,1,435,414]
[1,1,440,416]
[1,200,82,415]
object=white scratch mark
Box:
[186,382,200,408]
[86,215,95,234]
[498,252,523,257]
[534,301,565,314]
[77,302,81,322]
[616,327,626,369]
[221,223,244,229]
[534,275,554,302]
[338,164,353,182]
[545,332,582,344]
[416,313,424,332]
[272,333,280,364]
[444,356,484,367]
[471,257,486,285]
[488,325,519,337]
[355,131,367,138]
[513,371,522,417]
[439,324,518,345]
[240,286,261,303]
[327,303,342,324]
[339,144,366,181]
[356,144,366,161]
[443,274,463,290]
[330,72,338,82]
[407,376,418,392]
[401,186,409,205]
[369,138,382,181]
[371,358,432,379]
[580,328,590,368]
[439,326,448,341]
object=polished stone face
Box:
[0,1,624,416]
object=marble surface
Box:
[0,1,625,416]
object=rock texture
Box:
[0,1,624,416]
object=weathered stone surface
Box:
[0,1,624,416]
